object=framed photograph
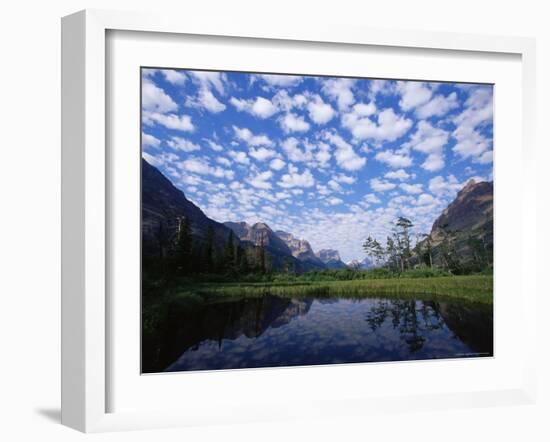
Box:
[62,9,537,432]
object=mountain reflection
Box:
[143,295,313,373]
[142,295,493,373]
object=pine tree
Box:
[395,217,413,271]
[363,236,385,267]
[235,244,248,274]
[386,236,398,272]
[153,219,170,259]
[439,223,461,273]
[204,225,215,272]
[224,230,235,271]
[257,231,266,274]
[175,216,192,274]
[414,233,433,268]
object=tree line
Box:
[147,216,274,279]
[362,217,492,275]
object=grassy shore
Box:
[170,275,493,305]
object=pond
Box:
[142,294,493,373]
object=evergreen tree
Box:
[282,256,295,274]
[175,216,192,274]
[224,230,235,271]
[394,217,413,272]
[386,236,398,272]
[257,231,266,273]
[153,219,170,259]
[439,224,461,273]
[235,244,249,274]
[414,233,433,268]
[363,236,385,267]
[204,225,215,272]
[466,233,487,270]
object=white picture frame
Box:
[61,9,537,433]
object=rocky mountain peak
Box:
[252,222,271,231]
[346,257,374,270]
[224,221,292,258]
[316,249,347,269]
[316,249,341,263]
[275,230,325,268]
[431,180,493,236]
[463,178,477,192]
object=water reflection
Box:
[142,295,493,373]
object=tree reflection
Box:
[142,295,493,373]
[364,298,492,355]
[366,300,446,353]
[143,294,313,373]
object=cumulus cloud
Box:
[342,107,412,142]
[396,81,433,111]
[216,157,232,167]
[186,87,226,113]
[183,71,228,113]
[188,71,226,95]
[452,86,493,164]
[272,90,308,112]
[384,169,410,181]
[335,174,356,185]
[374,150,413,168]
[368,80,395,101]
[326,197,344,206]
[233,126,273,147]
[248,170,273,189]
[370,178,396,192]
[315,142,332,168]
[415,92,459,119]
[403,120,449,172]
[142,112,194,132]
[323,131,366,171]
[322,78,356,110]
[416,193,438,206]
[228,150,250,165]
[167,136,200,152]
[142,132,161,148]
[259,74,303,88]
[160,69,187,85]
[364,193,382,204]
[279,165,315,188]
[428,175,463,197]
[307,95,335,124]
[477,150,493,164]
[249,147,278,161]
[422,154,445,172]
[179,157,234,180]
[399,183,423,194]
[269,158,286,171]
[142,80,178,113]
[281,137,313,163]
[279,112,310,133]
[230,96,278,118]
[205,139,223,152]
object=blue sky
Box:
[141,68,493,263]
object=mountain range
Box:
[346,257,375,270]
[142,158,493,271]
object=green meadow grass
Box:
[172,275,493,305]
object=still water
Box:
[142,295,493,373]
